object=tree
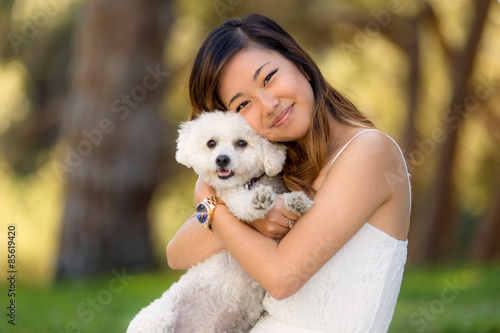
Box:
[470,168,500,261]
[56,0,174,278]
[413,0,492,262]
[469,103,500,261]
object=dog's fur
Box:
[126,111,313,333]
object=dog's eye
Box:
[236,140,247,148]
[207,140,216,148]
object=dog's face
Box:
[176,111,286,190]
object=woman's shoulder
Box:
[319,128,409,196]
[351,129,401,159]
[332,128,403,172]
[314,129,401,191]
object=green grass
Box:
[389,263,500,333]
[1,264,499,333]
[0,270,185,333]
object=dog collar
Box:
[244,173,266,190]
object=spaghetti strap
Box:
[327,129,380,169]
[323,129,412,209]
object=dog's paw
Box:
[283,191,314,216]
[252,185,276,211]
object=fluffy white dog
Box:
[126,111,313,333]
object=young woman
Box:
[167,14,411,332]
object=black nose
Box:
[216,155,230,167]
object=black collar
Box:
[244,173,266,190]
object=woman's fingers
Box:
[249,196,300,239]
[273,196,299,224]
[249,219,287,240]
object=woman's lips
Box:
[271,105,293,128]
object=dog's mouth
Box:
[217,169,234,179]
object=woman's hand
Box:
[249,194,299,240]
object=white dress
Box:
[250,130,411,333]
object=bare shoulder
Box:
[334,130,404,173]
[318,129,408,209]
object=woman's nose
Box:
[259,91,279,115]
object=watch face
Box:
[196,203,209,224]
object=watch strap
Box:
[205,195,226,206]
[197,195,225,230]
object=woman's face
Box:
[218,48,315,142]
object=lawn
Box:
[390,263,500,333]
[1,270,185,333]
[1,264,499,333]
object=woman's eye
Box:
[207,140,216,148]
[264,68,278,86]
[236,140,247,148]
[236,101,249,113]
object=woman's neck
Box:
[327,117,351,156]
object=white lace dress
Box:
[250,130,410,333]
[250,223,407,332]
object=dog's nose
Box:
[216,155,230,168]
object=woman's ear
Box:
[262,140,287,177]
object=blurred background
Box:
[0,0,499,332]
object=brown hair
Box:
[188,14,374,194]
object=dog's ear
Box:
[262,140,287,176]
[175,120,194,168]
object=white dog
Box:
[126,111,313,333]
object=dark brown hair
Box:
[188,14,374,194]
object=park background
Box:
[0,0,499,332]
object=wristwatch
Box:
[196,195,226,230]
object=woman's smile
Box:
[271,104,294,128]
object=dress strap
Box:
[327,129,380,170]
[324,129,412,210]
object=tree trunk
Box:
[414,0,491,263]
[470,166,500,261]
[55,0,173,278]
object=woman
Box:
[167,14,411,332]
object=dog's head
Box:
[176,111,286,190]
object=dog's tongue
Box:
[218,169,231,177]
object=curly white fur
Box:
[126,111,313,333]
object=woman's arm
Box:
[166,213,225,270]
[210,132,407,299]
[167,177,222,269]
[167,176,295,269]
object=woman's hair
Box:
[188,14,374,194]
